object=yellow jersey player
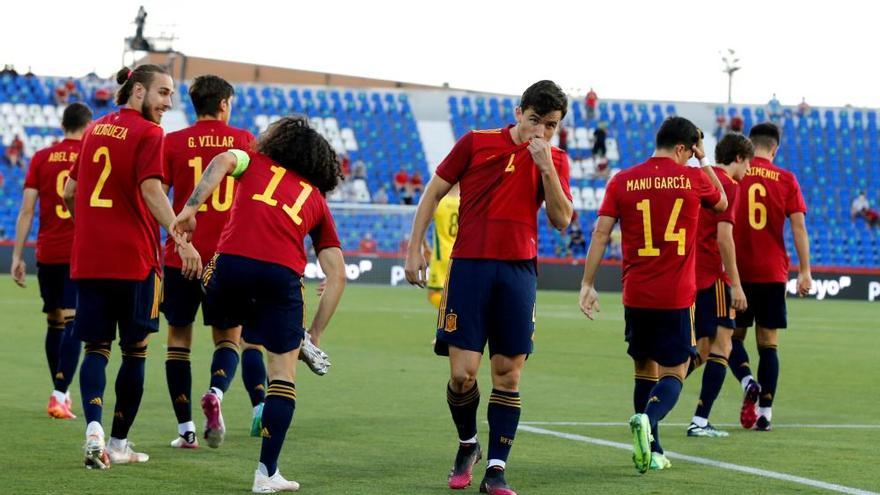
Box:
[426,184,460,308]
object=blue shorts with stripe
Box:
[434,258,537,357]
[624,306,696,367]
[694,279,736,339]
[73,273,161,346]
[203,254,304,354]
[735,282,788,329]
[36,263,76,313]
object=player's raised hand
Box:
[528,137,553,173]
[10,256,26,288]
[691,142,706,162]
[579,284,600,320]
[404,247,427,288]
[731,284,748,311]
[797,271,813,297]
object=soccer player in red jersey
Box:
[173,116,346,493]
[579,117,727,472]
[160,75,259,449]
[686,133,754,438]
[729,122,811,431]
[405,81,573,495]
[62,64,201,469]
[11,102,93,420]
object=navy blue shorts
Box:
[624,306,696,367]
[434,259,537,357]
[36,263,76,313]
[204,254,304,354]
[160,265,222,327]
[695,280,736,339]
[735,282,787,329]
[73,273,161,346]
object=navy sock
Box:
[633,376,657,413]
[447,382,480,441]
[487,389,521,464]
[260,380,296,476]
[242,348,267,407]
[80,344,110,425]
[757,345,779,407]
[644,376,683,454]
[45,320,64,384]
[210,340,240,393]
[165,347,192,424]
[695,354,728,419]
[728,338,753,382]
[53,316,82,393]
[110,346,147,439]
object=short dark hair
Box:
[655,116,702,149]
[254,115,342,194]
[189,75,234,117]
[749,122,781,150]
[61,102,93,132]
[114,64,169,105]
[520,80,568,119]
[715,133,755,164]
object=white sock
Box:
[487,459,506,470]
[51,390,66,402]
[210,387,224,402]
[108,437,127,450]
[741,375,755,391]
[691,416,708,428]
[757,407,772,421]
[459,435,478,445]
[86,421,104,438]
[178,421,196,436]
[258,462,271,476]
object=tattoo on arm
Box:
[185,157,230,207]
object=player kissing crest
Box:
[445,312,458,332]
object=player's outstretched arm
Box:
[405,175,452,287]
[308,247,346,345]
[142,177,203,279]
[579,215,615,319]
[10,188,38,288]
[790,212,812,296]
[717,222,747,311]
[62,177,77,217]
[176,151,238,235]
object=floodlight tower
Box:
[721,49,741,104]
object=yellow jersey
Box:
[427,195,460,290]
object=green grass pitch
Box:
[0,280,877,494]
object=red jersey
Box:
[163,120,254,268]
[733,157,807,283]
[216,151,340,275]
[695,167,740,289]
[70,108,165,280]
[23,138,81,264]
[434,126,573,260]
[599,157,721,309]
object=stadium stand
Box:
[1,72,877,268]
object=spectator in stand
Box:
[4,134,24,168]
[339,153,352,179]
[359,233,378,254]
[555,230,571,258]
[852,191,879,228]
[94,85,112,108]
[558,123,568,152]
[373,187,389,204]
[568,213,587,257]
[64,77,80,102]
[768,93,782,121]
[592,124,607,159]
[585,88,598,121]
[729,114,744,134]
[352,160,367,181]
[797,97,810,118]
[410,171,424,195]
[715,110,728,140]
[54,83,69,105]
[394,167,409,195]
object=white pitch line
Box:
[519,425,879,495]
[520,421,880,429]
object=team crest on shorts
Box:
[445,313,458,332]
